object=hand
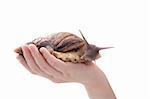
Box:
[16,44,116,99]
[16,44,103,84]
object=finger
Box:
[40,47,66,72]
[28,44,63,77]
[22,45,44,74]
[16,55,64,83]
[22,45,59,78]
[16,53,67,83]
[16,55,36,74]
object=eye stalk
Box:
[79,29,89,45]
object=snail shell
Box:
[15,32,88,63]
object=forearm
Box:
[83,71,116,99]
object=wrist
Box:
[83,70,106,89]
[82,70,116,99]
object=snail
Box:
[15,30,113,64]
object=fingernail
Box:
[40,47,47,52]
[28,44,34,48]
[28,44,36,50]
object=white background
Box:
[0,0,149,99]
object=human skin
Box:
[16,44,116,99]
